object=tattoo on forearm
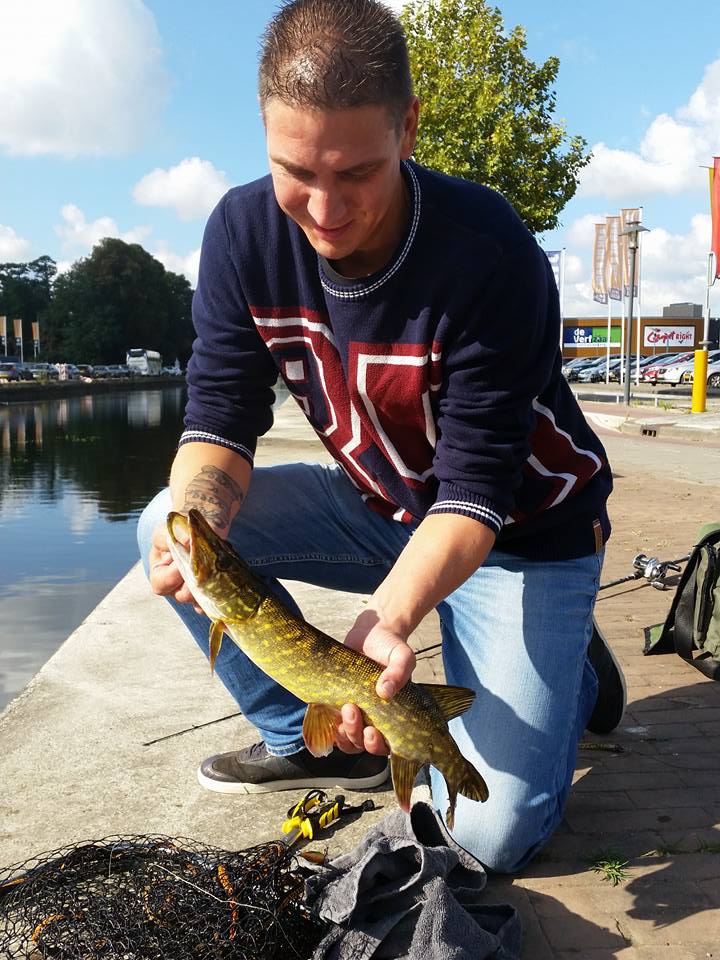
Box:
[182,466,244,531]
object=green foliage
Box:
[400,0,591,233]
[40,239,194,364]
[588,851,630,885]
[0,256,57,350]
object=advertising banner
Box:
[545,250,562,294]
[643,326,695,348]
[564,327,622,347]
[0,316,6,339]
[711,157,720,279]
[605,216,622,301]
[12,318,22,339]
[31,321,40,342]
[620,207,641,297]
[592,223,608,304]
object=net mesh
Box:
[0,835,329,960]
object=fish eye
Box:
[216,555,232,571]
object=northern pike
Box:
[166,509,489,827]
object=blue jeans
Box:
[137,462,602,872]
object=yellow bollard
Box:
[691,350,708,413]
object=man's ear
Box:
[400,97,419,160]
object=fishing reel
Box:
[632,553,683,590]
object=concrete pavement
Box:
[1,396,719,958]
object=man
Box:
[139,0,623,873]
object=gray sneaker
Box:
[197,740,390,794]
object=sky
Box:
[1,0,719,319]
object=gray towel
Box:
[306,801,522,960]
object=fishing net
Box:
[0,834,329,960]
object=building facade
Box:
[561,303,719,358]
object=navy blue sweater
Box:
[184,161,612,560]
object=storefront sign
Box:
[564,326,622,346]
[643,326,695,347]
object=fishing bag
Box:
[644,522,720,680]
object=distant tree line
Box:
[0,240,195,365]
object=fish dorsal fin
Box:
[417,683,476,722]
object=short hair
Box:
[258,0,413,126]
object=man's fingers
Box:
[377,642,416,700]
[336,704,389,756]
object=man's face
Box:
[265,98,418,277]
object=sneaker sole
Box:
[197,765,390,795]
[586,620,627,735]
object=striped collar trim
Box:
[319,161,421,300]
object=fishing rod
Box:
[413,550,691,661]
[598,552,689,592]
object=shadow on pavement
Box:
[505,675,720,956]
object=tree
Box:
[401,0,590,233]
[41,240,195,364]
[0,256,57,353]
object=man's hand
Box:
[334,608,416,756]
[147,520,203,611]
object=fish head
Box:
[165,509,262,621]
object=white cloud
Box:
[560,212,713,318]
[55,204,151,256]
[579,58,720,198]
[133,158,230,220]
[0,225,31,261]
[0,0,169,156]
[152,247,201,287]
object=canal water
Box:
[0,386,188,712]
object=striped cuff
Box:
[427,485,505,536]
[178,428,254,466]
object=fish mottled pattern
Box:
[165,509,489,826]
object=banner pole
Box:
[606,297,611,382]
[635,210,643,384]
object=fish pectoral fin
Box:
[390,754,423,813]
[418,683,476,722]
[302,704,342,758]
[208,620,225,674]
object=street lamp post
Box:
[621,220,649,406]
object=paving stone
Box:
[628,787,719,809]
[564,807,709,835]
[622,907,720,946]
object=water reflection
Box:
[0,386,187,711]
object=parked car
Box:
[0,362,20,382]
[680,355,720,388]
[90,365,111,378]
[575,358,611,383]
[75,364,94,378]
[53,362,81,380]
[640,352,693,385]
[561,358,588,378]
[658,349,720,386]
[105,365,126,378]
[635,353,679,379]
[709,361,720,389]
[27,362,59,380]
[565,358,604,382]
[15,363,36,381]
